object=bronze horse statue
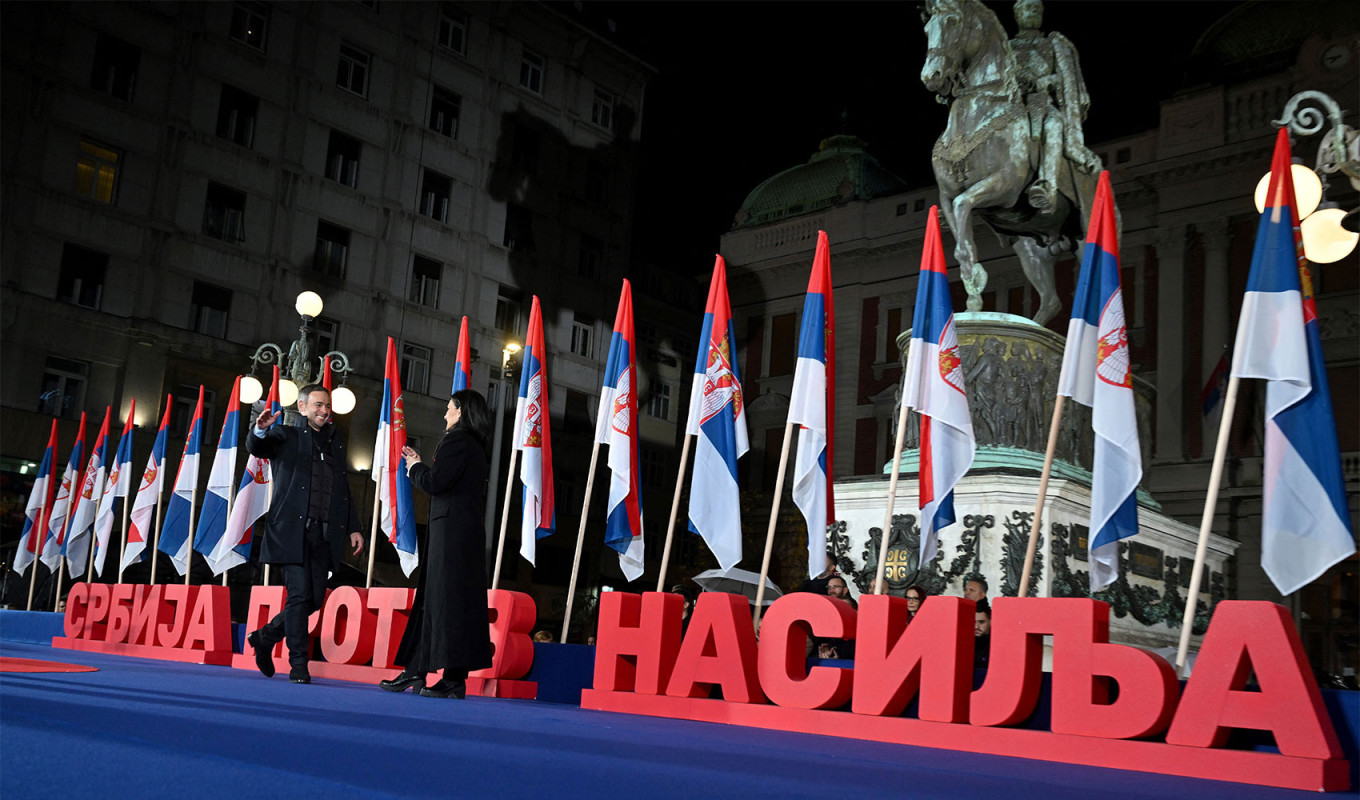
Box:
[921,0,1102,326]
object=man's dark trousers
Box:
[259,519,330,669]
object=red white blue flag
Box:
[597,281,644,581]
[16,421,58,577]
[453,315,472,394]
[93,399,135,577]
[1057,172,1141,592]
[123,399,171,573]
[1232,128,1354,595]
[903,208,975,567]
[216,369,279,572]
[790,231,836,578]
[64,406,111,577]
[41,412,86,572]
[687,256,748,571]
[159,386,205,575]
[376,338,419,575]
[516,296,555,565]
[195,378,241,574]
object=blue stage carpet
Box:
[0,641,1342,800]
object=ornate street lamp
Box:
[483,340,521,567]
[239,291,356,422]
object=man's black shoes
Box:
[418,679,466,699]
[289,668,311,684]
[379,671,423,693]
[247,631,275,678]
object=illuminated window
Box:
[75,140,119,204]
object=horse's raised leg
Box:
[934,196,986,311]
[1014,236,1062,326]
[950,171,1020,312]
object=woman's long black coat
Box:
[393,428,492,674]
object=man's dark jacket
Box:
[245,421,360,567]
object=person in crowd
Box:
[904,584,929,622]
[246,385,363,685]
[532,629,555,643]
[974,600,991,670]
[379,389,494,699]
[817,575,857,659]
[963,574,989,605]
[669,584,697,636]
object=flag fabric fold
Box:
[1057,172,1141,592]
[64,406,111,577]
[453,316,472,394]
[515,297,555,565]
[215,369,279,573]
[596,281,644,581]
[41,412,86,572]
[903,208,975,568]
[687,256,748,571]
[375,338,419,576]
[194,378,241,574]
[1231,128,1354,595]
[789,231,836,579]
[16,421,58,577]
[122,399,172,573]
[93,400,135,577]
[158,386,205,576]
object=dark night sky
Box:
[583,0,1248,271]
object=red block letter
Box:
[758,593,855,710]
[321,587,377,665]
[62,582,90,639]
[106,584,139,643]
[665,592,764,704]
[473,589,536,680]
[592,591,683,694]
[367,588,413,669]
[853,595,973,722]
[182,586,232,652]
[156,585,192,648]
[82,582,112,640]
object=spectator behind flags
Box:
[64,406,111,578]
[15,421,58,576]
[41,412,86,572]
[122,399,172,574]
[789,231,836,579]
[453,316,472,394]
[687,257,749,571]
[158,386,205,576]
[93,400,135,576]
[194,378,241,573]
[1231,128,1354,595]
[516,296,555,566]
[597,281,644,581]
[215,369,280,573]
[903,208,975,567]
[1057,172,1141,592]
[375,338,419,575]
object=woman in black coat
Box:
[379,389,494,698]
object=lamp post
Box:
[239,291,357,423]
[484,341,521,571]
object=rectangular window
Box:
[419,169,451,223]
[400,342,432,394]
[578,235,603,280]
[90,33,139,101]
[75,140,119,204]
[57,244,108,309]
[215,84,259,147]
[172,386,218,439]
[409,256,441,308]
[314,220,350,277]
[570,315,593,359]
[438,3,467,54]
[647,382,671,421]
[325,130,361,188]
[585,160,609,204]
[503,204,534,251]
[641,447,666,488]
[191,281,232,338]
[229,2,269,50]
[203,182,246,242]
[429,86,461,139]
[591,88,614,131]
[769,312,797,376]
[314,317,339,355]
[38,357,88,419]
[496,287,523,336]
[519,50,543,94]
[337,42,371,97]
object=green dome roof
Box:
[734,135,908,229]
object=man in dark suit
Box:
[246,384,363,683]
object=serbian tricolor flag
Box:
[375,338,419,576]
[41,412,86,572]
[93,400,135,577]
[322,357,333,391]
[15,421,58,577]
[1057,172,1141,592]
[216,369,279,572]
[687,256,748,571]
[453,316,472,394]
[903,208,975,567]
[789,231,836,578]
[1232,128,1353,595]
[159,386,205,576]
[516,297,555,565]
[195,378,241,574]
[597,281,644,581]
[63,406,111,577]
[123,399,172,573]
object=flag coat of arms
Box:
[16,421,59,576]
[903,208,975,567]
[1232,128,1353,595]
[453,315,472,394]
[158,386,205,576]
[1057,172,1141,592]
[123,399,172,573]
[93,400,135,577]
[789,231,836,579]
[216,369,280,573]
[687,256,749,571]
[516,296,555,565]
[41,412,86,571]
[194,378,241,574]
[597,281,644,581]
[64,406,112,577]
[375,338,419,576]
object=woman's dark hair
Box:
[905,584,930,599]
[450,389,492,449]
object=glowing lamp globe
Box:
[278,379,299,407]
[331,385,357,415]
[1301,206,1360,264]
[1253,163,1322,218]
[295,291,324,319]
[239,375,264,405]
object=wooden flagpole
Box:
[117,486,131,584]
[26,494,52,610]
[655,433,694,593]
[491,449,520,591]
[753,421,796,626]
[561,441,602,643]
[148,475,166,585]
[221,448,237,587]
[25,555,41,611]
[365,476,381,589]
[874,402,912,595]
[1175,375,1242,677]
[84,516,98,584]
[1019,395,1066,598]
[183,484,198,587]
[52,507,78,611]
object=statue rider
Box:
[1009,0,1102,211]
